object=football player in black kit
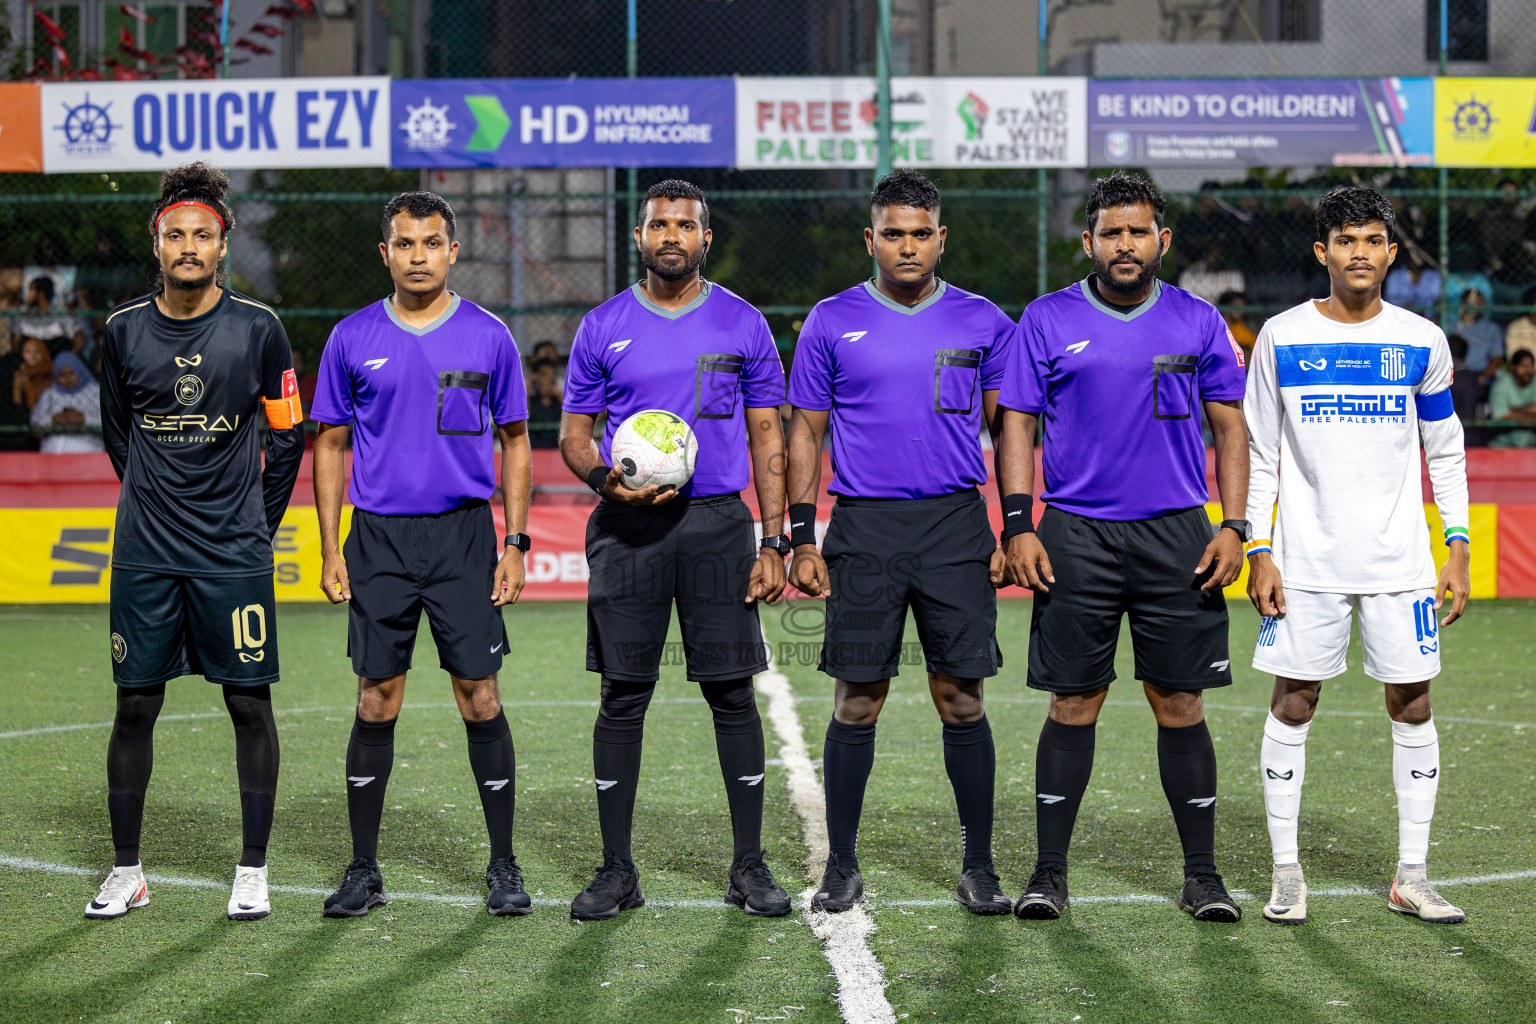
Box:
[85,163,304,922]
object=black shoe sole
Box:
[487,898,534,917]
[1184,901,1242,923]
[228,909,270,921]
[1262,910,1305,925]
[1013,896,1064,920]
[725,882,792,918]
[570,886,645,921]
[323,892,387,918]
[957,893,1013,916]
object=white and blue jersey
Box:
[1244,298,1468,594]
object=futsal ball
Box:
[611,409,698,492]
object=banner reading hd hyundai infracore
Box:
[390,78,735,168]
[40,78,391,173]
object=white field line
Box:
[4,853,1531,911]
[756,643,896,1024]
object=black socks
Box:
[703,680,765,861]
[1157,721,1219,876]
[106,684,165,867]
[943,715,996,870]
[224,685,279,869]
[823,718,877,867]
[345,715,396,863]
[465,711,516,861]
[1034,717,1097,869]
[592,679,652,865]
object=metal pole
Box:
[626,0,639,287]
[875,0,892,180]
[1035,0,1049,298]
[1437,0,1449,328]
[220,0,231,78]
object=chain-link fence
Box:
[4,1,1536,452]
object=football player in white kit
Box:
[1243,186,1471,925]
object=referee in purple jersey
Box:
[310,192,534,918]
[997,172,1251,922]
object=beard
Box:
[640,243,705,282]
[165,260,216,292]
[1092,250,1161,295]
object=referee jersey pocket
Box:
[438,370,489,435]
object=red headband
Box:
[156,199,225,232]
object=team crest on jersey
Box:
[111,633,127,664]
[175,374,204,406]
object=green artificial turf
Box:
[2,599,1533,1023]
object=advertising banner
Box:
[0,83,43,172]
[1436,77,1536,167]
[735,77,1086,169]
[39,77,391,173]
[1088,78,1434,167]
[391,78,734,168]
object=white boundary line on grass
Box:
[755,643,897,1024]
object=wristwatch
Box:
[1218,519,1251,542]
[504,533,532,553]
[760,535,791,556]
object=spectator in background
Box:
[530,340,563,387]
[1489,349,1536,449]
[1447,335,1488,445]
[525,356,562,449]
[30,351,102,454]
[1385,251,1440,313]
[23,231,77,311]
[12,337,53,413]
[0,332,34,451]
[1482,178,1527,279]
[1218,289,1257,362]
[1456,288,1505,391]
[1506,285,1536,360]
[17,277,89,361]
[0,266,22,309]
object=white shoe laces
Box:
[1400,878,1453,908]
[1273,875,1304,907]
[97,868,143,904]
[231,870,267,906]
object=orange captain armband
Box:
[262,368,304,429]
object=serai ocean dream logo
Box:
[398,98,457,152]
[1449,94,1496,140]
[54,93,121,156]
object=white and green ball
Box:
[611,409,698,491]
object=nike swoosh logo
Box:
[490,643,502,653]
[347,776,375,787]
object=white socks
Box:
[1260,712,1309,867]
[1392,718,1440,867]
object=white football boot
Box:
[228,864,271,920]
[85,863,149,919]
[1262,864,1308,925]
[1388,867,1465,923]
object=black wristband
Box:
[788,502,819,548]
[1000,493,1034,540]
[587,465,611,495]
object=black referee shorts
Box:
[1026,506,1232,695]
[343,501,507,681]
[585,493,768,684]
[820,488,1001,683]
[109,569,279,688]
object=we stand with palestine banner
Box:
[9,75,1536,171]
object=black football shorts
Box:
[819,488,1001,683]
[110,569,279,688]
[344,501,508,681]
[585,493,768,684]
[1026,505,1233,694]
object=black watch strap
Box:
[504,533,531,552]
[760,535,791,556]
[1219,519,1250,542]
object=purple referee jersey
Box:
[1000,278,1246,521]
[311,293,528,515]
[787,280,1015,499]
[562,281,786,498]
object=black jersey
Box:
[100,289,304,577]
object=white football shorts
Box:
[1251,588,1442,684]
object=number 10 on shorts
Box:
[1413,596,1438,651]
[231,604,268,661]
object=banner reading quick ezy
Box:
[40,78,390,173]
[1089,78,1434,168]
[391,78,734,168]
